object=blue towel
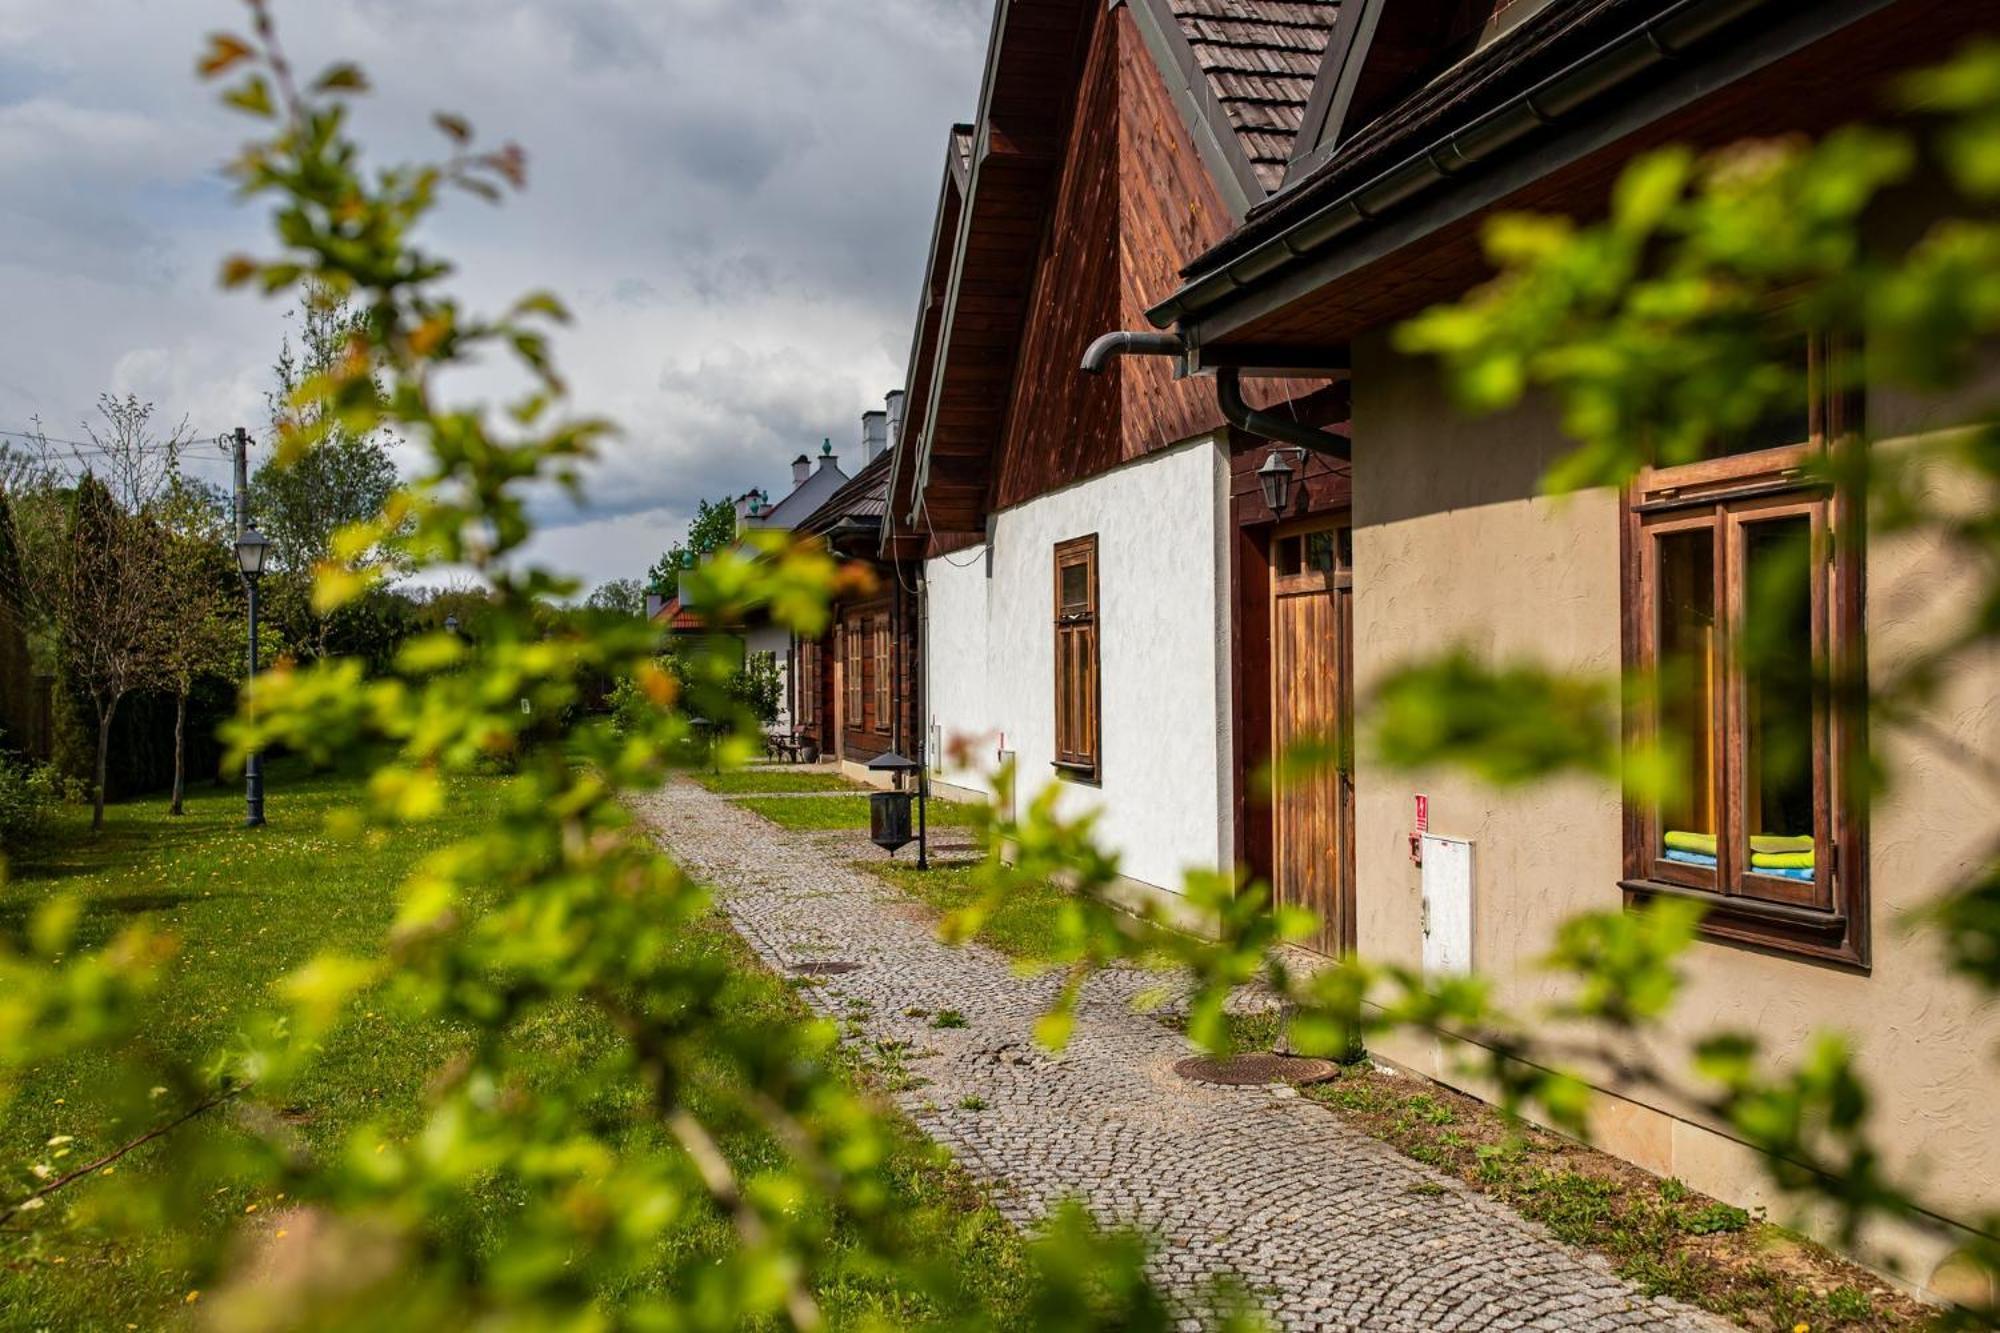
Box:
[1664,848,1717,869]
[1665,849,1813,883]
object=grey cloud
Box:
[0,0,990,589]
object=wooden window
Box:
[801,642,817,730]
[844,619,863,733]
[874,616,892,735]
[1622,335,1865,965]
[1053,535,1100,779]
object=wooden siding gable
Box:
[986,7,1238,514]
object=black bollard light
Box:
[866,750,920,855]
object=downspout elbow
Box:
[1081,330,1185,374]
[1215,366,1350,461]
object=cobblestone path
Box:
[633,779,1723,1332]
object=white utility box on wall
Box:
[1420,834,1474,978]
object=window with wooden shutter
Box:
[1053,535,1099,779]
[844,619,863,733]
[874,616,892,735]
[798,641,817,730]
[1622,334,1865,965]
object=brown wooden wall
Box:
[796,566,921,767]
[987,7,1235,513]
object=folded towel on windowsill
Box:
[1750,866,1815,883]
[1663,848,1718,869]
[1751,851,1814,870]
[1665,831,1814,857]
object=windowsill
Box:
[1051,759,1100,786]
[1620,878,1865,970]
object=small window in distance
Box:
[1053,536,1100,779]
[1275,536,1302,577]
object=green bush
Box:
[0,753,67,855]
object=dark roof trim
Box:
[1125,0,1265,219]
[1281,0,1383,188]
[883,126,975,549]
[1148,0,1889,336]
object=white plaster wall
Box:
[743,623,792,733]
[924,437,1234,893]
[923,540,994,791]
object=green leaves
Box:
[1367,650,1622,787]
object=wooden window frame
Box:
[874,615,892,736]
[794,641,812,732]
[1619,335,1868,967]
[844,618,864,735]
[1053,535,1100,781]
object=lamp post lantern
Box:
[865,750,925,865]
[234,526,272,828]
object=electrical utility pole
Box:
[232,426,250,538]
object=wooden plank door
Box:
[1270,518,1354,956]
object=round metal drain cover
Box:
[790,961,862,976]
[1173,1053,1341,1087]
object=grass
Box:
[1293,1058,1927,1331]
[737,794,978,832]
[684,768,864,796]
[857,860,1082,964]
[0,758,1039,1329]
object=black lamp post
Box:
[234,526,273,829]
[1257,446,1307,513]
[866,750,925,867]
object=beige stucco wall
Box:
[1348,329,2000,1300]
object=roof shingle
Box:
[1169,0,1342,192]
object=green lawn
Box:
[686,767,865,795]
[736,794,979,832]
[858,861,1077,963]
[0,759,1035,1329]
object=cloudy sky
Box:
[0,0,989,592]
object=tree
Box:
[6,16,1996,1330]
[252,280,402,658]
[645,497,736,600]
[148,477,241,814]
[79,393,191,513]
[583,577,645,617]
[0,493,35,754]
[50,475,158,831]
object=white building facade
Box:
[924,437,1234,898]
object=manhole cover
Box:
[790,961,862,976]
[1173,1053,1341,1086]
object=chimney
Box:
[886,390,906,453]
[792,454,812,488]
[816,437,838,472]
[861,410,888,463]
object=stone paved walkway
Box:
[633,779,1725,1332]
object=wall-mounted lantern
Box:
[866,750,923,858]
[1257,446,1309,513]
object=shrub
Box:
[0,754,64,855]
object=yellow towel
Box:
[1665,831,1812,857]
[1751,851,1814,870]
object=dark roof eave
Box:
[1147,0,1880,337]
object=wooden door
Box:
[1270,518,1353,956]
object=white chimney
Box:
[816,438,838,472]
[862,410,888,463]
[886,390,906,453]
[791,454,812,488]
